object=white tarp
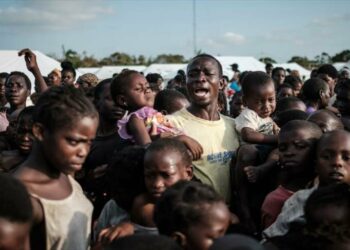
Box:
[95,65,146,80]
[273,62,311,80]
[77,67,100,75]
[0,50,62,92]
[215,56,266,79]
[142,64,186,81]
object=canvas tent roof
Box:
[273,62,311,80]
[94,65,146,80]
[142,64,187,80]
[215,56,266,79]
[0,50,62,92]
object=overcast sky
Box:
[1,0,349,63]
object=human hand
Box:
[18,48,39,72]
[273,122,280,135]
[176,135,203,160]
[98,222,134,244]
[244,166,260,183]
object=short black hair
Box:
[284,75,302,89]
[272,67,285,77]
[278,83,293,91]
[106,145,146,211]
[318,64,338,80]
[0,72,9,81]
[110,70,140,103]
[146,138,191,166]
[300,77,328,102]
[0,174,33,223]
[280,120,322,138]
[275,96,305,113]
[266,63,273,68]
[275,109,308,127]
[7,71,31,90]
[146,73,163,84]
[307,110,344,131]
[61,61,76,78]
[335,79,350,94]
[187,54,223,77]
[109,234,182,250]
[154,180,224,236]
[154,89,188,114]
[34,85,98,132]
[304,183,350,242]
[241,71,273,97]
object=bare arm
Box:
[18,49,48,93]
[241,127,278,144]
[128,115,152,145]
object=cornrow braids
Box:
[34,85,98,132]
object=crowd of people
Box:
[0,48,350,250]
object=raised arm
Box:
[18,49,48,93]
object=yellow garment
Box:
[167,109,240,202]
[30,175,93,250]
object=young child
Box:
[284,75,303,97]
[261,120,322,229]
[154,180,231,250]
[263,129,350,239]
[0,174,33,250]
[97,139,193,244]
[300,77,330,114]
[111,70,182,145]
[0,106,35,172]
[229,92,243,118]
[276,83,294,100]
[307,110,344,133]
[153,89,189,115]
[13,86,99,250]
[234,71,279,232]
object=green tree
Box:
[332,50,350,62]
[288,56,313,69]
[259,57,277,64]
[101,52,134,65]
[315,52,332,65]
[137,55,146,65]
[152,54,186,64]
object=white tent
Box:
[215,56,266,79]
[77,67,100,75]
[0,50,62,92]
[333,62,350,71]
[142,64,186,81]
[95,65,146,80]
[273,62,311,80]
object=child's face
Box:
[16,115,34,155]
[39,116,98,175]
[320,85,331,108]
[124,74,150,110]
[5,75,29,107]
[293,82,302,97]
[184,202,230,250]
[318,73,335,97]
[316,132,350,186]
[62,71,75,86]
[144,149,192,200]
[278,129,316,175]
[244,81,276,118]
[230,96,244,118]
[277,87,293,100]
[335,88,350,117]
[273,70,286,86]
[0,218,30,250]
[186,57,223,107]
